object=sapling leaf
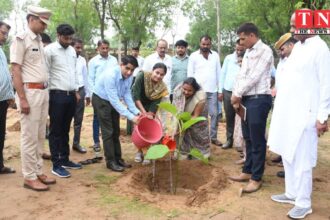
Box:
[158,102,178,115]
[182,116,206,131]
[145,144,170,160]
[177,112,192,122]
[189,148,209,164]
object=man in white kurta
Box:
[268,13,330,220]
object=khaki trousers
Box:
[16,88,49,180]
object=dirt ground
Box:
[1,106,329,220]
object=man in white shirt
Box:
[268,11,330,219]
[229,23,273,193]
[45,24,82,178]
[88,39,118,155]
[142,39,172,93]
[71,38,90,154]
[187,35,222,146]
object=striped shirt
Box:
[0,47,14,101]
[233,40,274,97]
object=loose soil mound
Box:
[115,160,228,208]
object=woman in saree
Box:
[131,63,168,164]
[172,77,210,158]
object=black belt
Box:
[50,89,76,96]
[243,94,271,100]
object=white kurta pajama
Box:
[268,36,330,208]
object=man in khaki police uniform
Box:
[11,6,56,191]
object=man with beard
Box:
[11,6,56,191]
[187,35,222,147]
[269,10,330,219]
[45,24,82,178]
[171,40,189,101]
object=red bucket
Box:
[132,116,163,149]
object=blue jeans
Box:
[206,92,219,141]
[241,95,272,181]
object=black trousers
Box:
[241,95,272,181]
[92,94,122,163]
[0,100,9,169]
[223,89,235,142]
[73,87,86,145]
[48,91,76,167]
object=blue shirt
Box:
[94,65,140,120]
[171,55,189,93]
[88,54,118,93]
[0,47,14,101]
[219,52,240,92]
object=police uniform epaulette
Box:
[16,32,27,40]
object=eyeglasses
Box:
[0,30,9,37]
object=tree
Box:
[185,0,330,58]
[183,0,246,55]
[104,0,178,54]
[93,0,107,40]
[39,0,99,45]
[0,0,14,21]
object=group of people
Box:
[0,5,225,191]
[0,5,329,220]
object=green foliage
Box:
[0,0,13,21]
[158,102,178,116]
[182,0,308,56]
[189,148,209,164]
[182,117,206,132]
[177,112,191,122]
[106,0,178,53]
[39,0,99,45]
[145,144,170,160]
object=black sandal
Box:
[0,166,16,174]
[79,158,102,165]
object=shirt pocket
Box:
[26,47,41,64]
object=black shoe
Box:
[106,161,124,172]
[277,171,285,178]
[117,159,132,168]
[211,139,223,146]
[72,144,87,154]
[221,140,233,149]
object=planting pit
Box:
[114,160,228,208]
